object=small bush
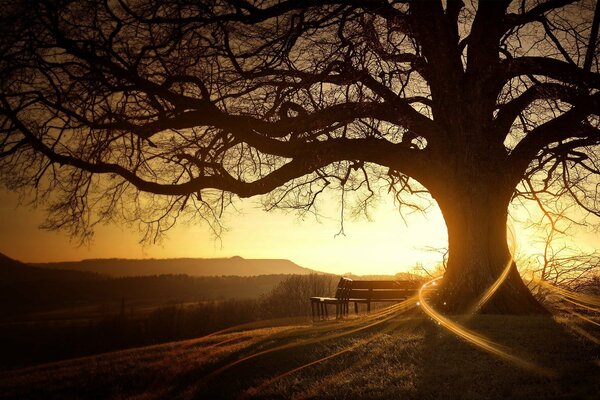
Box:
[260,273,338,318]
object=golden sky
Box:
[0,188,597,275]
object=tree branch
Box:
[510,93,600,174]
[501,57,600,89]
[494,83,580,135]
[503,0,578,30]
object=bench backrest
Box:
[343,280,421,301]
[333,277,353,301]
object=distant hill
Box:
[0,253,101,283]
[0,273,298,318]
[31,255,316,277]
[0,253,316,318]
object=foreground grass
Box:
[0,310,598,400]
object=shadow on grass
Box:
[0,309,598,400]
[190,313,599,400]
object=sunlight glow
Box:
[468,257,512,314]
[468,222,518,314]
[2,188,598,277]
[0,190,451,274]
[200,297,418,386]
[537,280,600,310]
[290,328,407,400]
[244,330,389,399]
[534,280,600,344]
[562,308,600,328]
[555,314,600,345]
[241,299,421,398]
[419,277,554,376]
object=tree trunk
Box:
[431,179,547,315]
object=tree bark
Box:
[431,176,547,315]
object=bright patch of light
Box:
[419,277,554,376]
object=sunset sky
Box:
[0,1,597,279]
[1,187,598,276]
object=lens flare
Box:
[242,317,409,400]
[536,279,600,343]
[200,297,418,384]
[561,307,600,327]
[468,222,518,314]
[291,321,420,400]
[561,296,600,313]
[537,280,600,311]
[419,277,553,376]
[196,316,308,341]
[555,312,600,345]
[468,256,513,314]
[242,299,425,399]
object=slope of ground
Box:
[0,272,296,318]
[31,256,316,277]
[0,250,310,317]
[0,252,101,282]
[1,310,598,400]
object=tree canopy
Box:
[1,0,599,247]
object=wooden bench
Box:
[348,280,422,313]
[310,277,422,320]
[310,277,352,320]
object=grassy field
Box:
[0,308,598,400]
[0,274,341,371]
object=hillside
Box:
[0,253,101,283]
[32,255,315,277]
[0,252,314,319]
[0,313,598,400]
[0,274,297,314]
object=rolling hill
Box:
[31,255,316,277]
[0,252,321,321]
[0,253,101,282]
[1,314,598,399]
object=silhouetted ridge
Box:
[32,257,315,277]
[0,252,101,283]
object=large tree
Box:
[1,0,599,313]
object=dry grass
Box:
[0,309,598,400]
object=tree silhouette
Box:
[1,0,599,313]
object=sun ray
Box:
[556,314,600,344]
[419,277,554,376]
[468,222,518,314]
[559,306,600,328]
[242,301,427,399]
[468,256,513,314]
[199,297,419,385]
[537,280,600,310]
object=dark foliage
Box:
[0,274,295,318]
[0,273,335,370]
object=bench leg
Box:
[354,302,358,315]
[367,301,371,313]
[323,303,328,319]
